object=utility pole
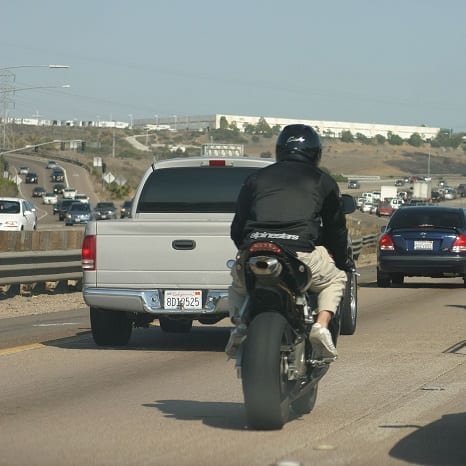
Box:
[112,121,116,158]
[0,70,15,151]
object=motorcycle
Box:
[226,197,358,430]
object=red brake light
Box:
[248,242,282,254]
[82,235,96,270]
[209,159,226,166]
[452,234,466,253]
[379,233,395,251]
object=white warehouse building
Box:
[135,114,440,140]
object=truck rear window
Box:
[137,167,259,213]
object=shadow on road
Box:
[44,325,232,353]
[144,399,247,430]
[386,412,466,465]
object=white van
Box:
[362,192,374,201]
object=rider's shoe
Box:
[309,323,338,360]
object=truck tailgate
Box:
[88,219,235,289]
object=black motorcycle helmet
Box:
[276,124,322,165]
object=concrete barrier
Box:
[0,229,84,252]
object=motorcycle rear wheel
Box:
[241,312,293,430]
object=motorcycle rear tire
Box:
[340,271,358,335]
[242,312,292,430]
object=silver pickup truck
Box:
[82,156,273,346]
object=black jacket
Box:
[231,159,349,269]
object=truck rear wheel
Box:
[90,307,133,346]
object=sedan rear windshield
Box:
[137,166,259,213]
[389,208,464,229]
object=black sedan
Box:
[25,172,39,184]
[377,206,466,287]
[120,200,132,218]
[32,186,46,198]
[53,183,66,194]
[93,201,117,220]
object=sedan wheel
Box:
[377,269,391,287]
[390,273,404,285]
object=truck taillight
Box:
[379,233,395,251]
[82,235,96,270]
[452,234,466,253]
[209,160,226,166]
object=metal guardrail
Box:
[352,233,377,260]
[0,249,82,286]
[0,234,379,288]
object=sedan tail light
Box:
[452,234,466,253]
[379,233,395,251]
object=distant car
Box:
[56,199,78,220]
[438,179,447,188]
[74,193,89,203]
[362,201,376,214]
[62,187,77,199]
[52,183,65,194]
[347,180,360,189]
[376,201,394,217]
[50,168,65,182]
[394,179,405,186]
[372,191,381,202]
[19,166,29,175]
[356,197,365,208]
[0,197,37,231]
[431,191,441,203]
[120,200,132,218]
[443,188,457,200]
[46,160,58,169]
[64,202,92,226]
[377,206,466,287]
[32,186,46,198]
[404,199,430,206]
[457,184,466,198]
[43,192,58,205]
[25,172,38,184]
[93,201,117,220]
[390,198,404,209]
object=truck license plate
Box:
[414,240,433,250]
[164,290,202,310]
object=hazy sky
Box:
[2,0,465,131]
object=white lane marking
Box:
[32,323,80,327]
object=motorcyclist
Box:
[227,124,351,360]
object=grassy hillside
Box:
[4,124,466,199]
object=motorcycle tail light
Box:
[379,233,395,251]
[248,242,282,254]
[452,234,466,253]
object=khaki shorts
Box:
[229,246,347,318]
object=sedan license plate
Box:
[164,290,202,310]
[414,240,433,250]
